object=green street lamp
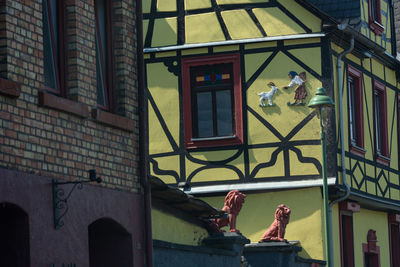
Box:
[308,87,334,267]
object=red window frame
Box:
[389,214,400,267]
[42,0,67,97]
[181,54,243,149]
[362,230,381,267]
[373,80,390,165]
[339,202,360,267]
[368,0,384,35]
[347,65,365,157]
[95,0,115,112]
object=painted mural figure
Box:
[283,71,307,106]
[259,204,291,242]
[258,82,279,107]
[211,190,246,233]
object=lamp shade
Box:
[308,87,334,109]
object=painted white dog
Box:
[258,82,279,106]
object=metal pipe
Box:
[144,33,326,53]
[137,0,154,265]
[328,25,354,267]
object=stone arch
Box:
[88,217,134,267]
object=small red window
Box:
[181,54,243,149]
[347,65,365,157]
[368,0,384,35]
[373,80,390,165]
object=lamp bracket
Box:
[52,170,102,229]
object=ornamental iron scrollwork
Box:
[52,169,102,229]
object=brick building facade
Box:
[0,0,149,266]
[395,0,400,55]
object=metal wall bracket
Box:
[52,170,102,229]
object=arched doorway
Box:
[88,218,133,267]
[0,202,30,267]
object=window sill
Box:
[376,153,390,166]
[350,145,366,157]
[38,91,89,118]
[91,108,135,132]
[185,135,242,149]
[369,20,384,36]
[0,78,20,98]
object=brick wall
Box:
[395,0,400,54]
[0,0,140,192]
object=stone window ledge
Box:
[91,108,135,132]
[38,91,89,118]
[0,78,21,98]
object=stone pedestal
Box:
[242,241,326,267]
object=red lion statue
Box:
[259,204,291,242]
[212,190,246,233]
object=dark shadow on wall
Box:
[0,202,30,267]
[89,218,134,267]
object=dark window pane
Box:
[196,92,213,138]
[348,77,357,146]
[43,0,58,89]
[342,214,355,267]
[371,0,379,22]
[95,0,108,106]
[375,92,382,153]
[216,89,233,136]
[96,40,106,107]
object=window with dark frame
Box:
[42,0,67,97]
[389,221,400,267]
[341,212,355,267]
[373,80,389,165]
[191,63,234,139]
[339,202,359,267]
[182,54,243,149]
[398,96,400,170]
[368,0,384,35]
[347,65,365,156]
[95,0,115,112]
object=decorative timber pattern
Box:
[332,46,400,201]
[143,0,321,48]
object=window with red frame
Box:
[95,0,115,112]
[347,65,365,156]
[340,202,360,267]
[341,212,355,267]
[362,229,381,267]
[368,0,384,35]
[42,0,67,96]
[181,54,243,149]
[373,80,389,165]
[389,215,400,267]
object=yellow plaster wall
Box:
[201,187,325,260]
[185,0,212,10]
[152,17,178,47]
[147,63,179,155]
[222,10,263,39]
[145,0,322,47]
[157,0,176,12]
[278,0,321,32]
[253,8,306,36]
[185,13,225,44]
[245,50,321,138]
[152,207,209,246]
[353,209,390,267]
